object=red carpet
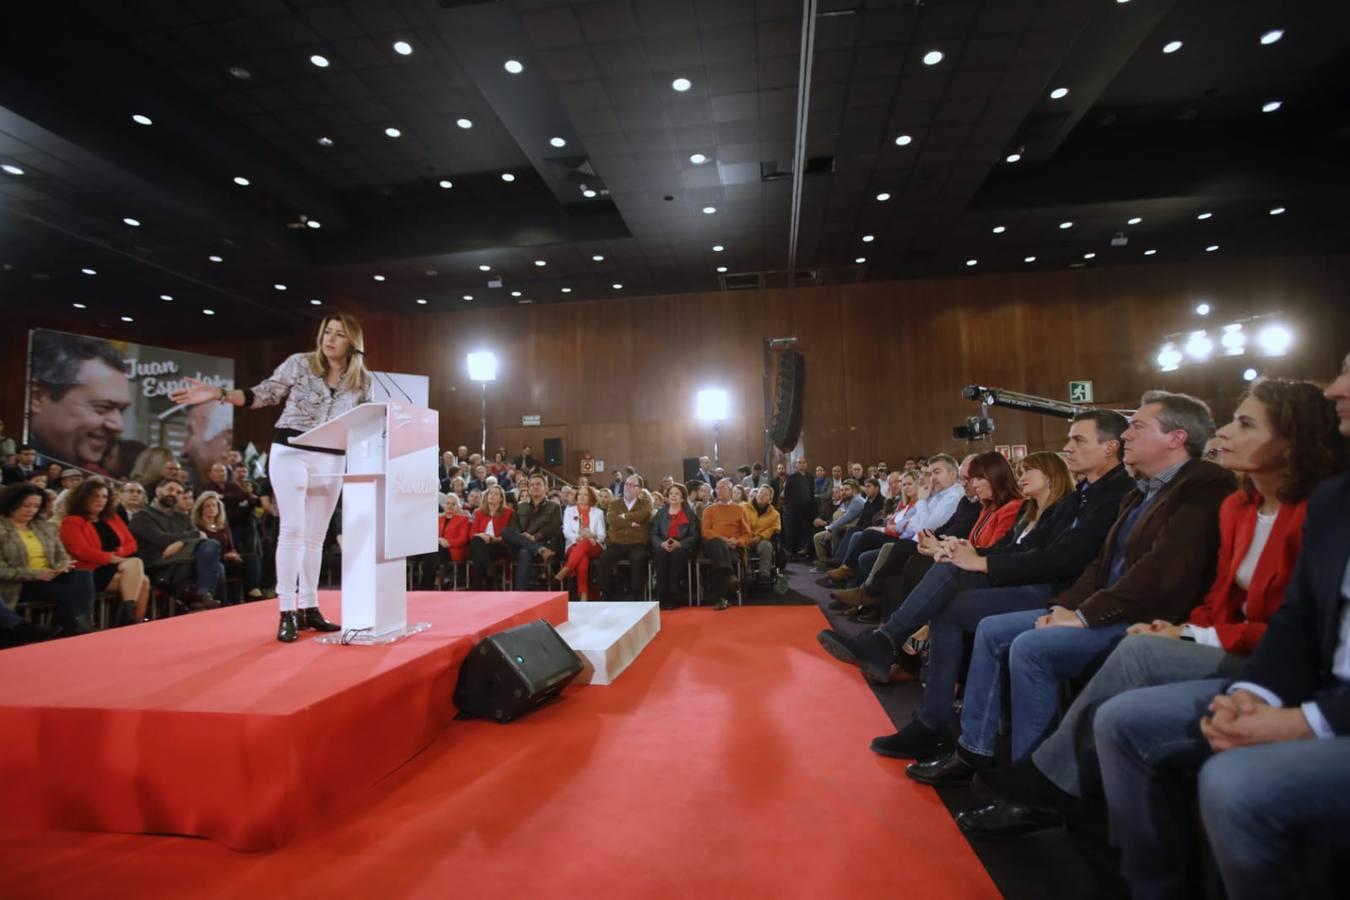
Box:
[2,605,996,898]
[0,591,567,850]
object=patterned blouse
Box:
[252,353,372,438]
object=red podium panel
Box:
[0,591,567,850]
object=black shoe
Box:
[299,606,341,632]
[827,599,850,611]
[871,718,950,760]
[114,600,136,627]
[978,758,1072,810]
[190,592,221,611]
[956,801,1063,839]
[815,629,894,682]
[57,615,95,636]
[906,749,988,786]
[277,611,299,643]
[854,606,880,625]
[12,620,61,644]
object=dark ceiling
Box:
[2,0,1348,335]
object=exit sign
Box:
[521,414,540,426]
[1069,381,1094,403]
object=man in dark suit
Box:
[2,445,38,485]
[782,458,817,558]
[1093,357,1350,900]
[500,474,562,589]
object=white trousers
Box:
[268,443,344,612]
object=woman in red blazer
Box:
[439,494,472,563]
[962,451,1023,549]
[59,477,149,624]
[468,485,513,589]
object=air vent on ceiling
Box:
[723,272,764,290]
[760,156,835,182]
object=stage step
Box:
[555,601,660,685]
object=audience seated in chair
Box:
[595,473,652,601]
[193,491,252,605]
[556,485,606,600]
[743,485,782,582]
[59,477,149,624]
[501,474,563,590]
[467,485,513,589]
[130,478,226,611]
[812,478,864,568]
[652,483,699,609]
[701,478,754,611]
[0,482,96,642]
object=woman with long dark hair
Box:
[60,477,149,623]
[172,314,372,642]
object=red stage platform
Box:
[0,591,568,851]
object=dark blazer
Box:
[1057,458,1236,628]
[784,471,814,507]
[984,464,1134,593]
[855,493,886,530]
[651,505,700,553]
[1235,473,1350,734]
[936,496,982,540]
[509,499,562,548]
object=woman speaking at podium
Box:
[172,314,372,642]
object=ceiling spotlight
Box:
[229,66,251,80]
[393,41,413,56]
[689,153,708,164]
[160,294,173,301]
[854,257,866,264]
[1221,324,1245,355]
[1005,152,1022,163]
[479,264,491,271]
[1243,367,1259,381]
[1269,206,1286,215]
[385,127,401,138]
[1196,211,1212,220]
[1206,244,1220,252]
[504,59,524,74]
[922,50,943,66]
[416,298,428,305]
[702,206,716,214]
[81,267,97,275]
[463,294,473,301]
[501,173,516,182]
[1127,216,1143,225]
[122,217,141,227]
[1059,221,1073,229]
[439,179,453,189]
[120,316,134,323]
[966,259,978,267]
[131,114,152,125]
[1257,324,1293,356]
[2,164,25,176]
[310,299,322,306]
[671,77,692,92]
[534,259,546,267]
[1024,256,1037,263]
[1084,252,1096,259]
[1195,302,1211,315]
[875,192,891,202]
[582,189,597,198]
[991,225,1006,234]
[510,290,522,297]
[549,137,567,148]
[611,283,623,289]
[456,118,473,129]
[306,220,321,229]
[1261,100,1282,113]
[712,245,724,252]
[1260,29,1284,46]
[72,302,87,309]
[233,176,250,186]
[1185,330,1213,361]
[1144,249,1157,256]
[310,54,330,68]
[1156,343,1182,371]
[1162,40,1183,54]
[560,287,572,293]
[274,283,287,290]
[317,136,334,147]
[209,255,223,262]
[717,266,728,273]
[894,134,912,146]
[1050,87,1070,100]
[592,254,605,261]
[862,234,874,242]
[373,274,386,282]
[203,308,216,316]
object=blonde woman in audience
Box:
[556,485,606,600]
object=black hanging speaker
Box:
[543,437,564,466]
[769,350,805,451]
[453,620,583,723]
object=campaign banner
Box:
[24,328,235,483]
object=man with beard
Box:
[28,332,131,472]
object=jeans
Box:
[830,530,862,567]
[843,529,894,569]
[16,569,96,626]
[958,608,1128,760]
[1032,634,1241,798]
[878,561,986,646]
[918,584,1053,733]
[194,538,226,599]
[501,528,548,590]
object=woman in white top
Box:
[173,314,372,642]
[556,485,607,600]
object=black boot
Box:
[277,610,299,643]
[299,606,340,632]
[115,600,136,627]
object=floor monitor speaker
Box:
[454,620,583,723]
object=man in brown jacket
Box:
[595,474,652,600]
[907,390,1236,795]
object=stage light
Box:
[1243,368,1259,381]
[1221,324,1246,355]
[696,389,729,422]
[1196,302,1211,315]
[1257,323,1293,356]
[1157,343,1182,371]
[1185,330,1213,361]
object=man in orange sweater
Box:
[701,478,753,610]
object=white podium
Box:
[291,401,440,644]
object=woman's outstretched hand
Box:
[171,376,223,406]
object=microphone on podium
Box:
[351,349,414,405]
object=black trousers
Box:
[652,546,690,602]
[19,569,96,625]
[878,553,936,621]
[783,501,815,555]
[700,538,738,602]
[595,542,650,600]
[862,538,919,597]
[467,537,509,589]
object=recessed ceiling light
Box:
[1196,211,1212,220]
[385,127,401,138]
[717,266,728,272]
[592,254,605,261]
[310,299,322,306]
[1205,244,1220,252]
[1144,249,1157,256]
[1162,40,1183,54]
[501,173,516,182]
[534,259,546,267]
[582,189,597,198]
[306,220,321,229]
[991,225,1006,234]
[72,302,87,309]
[504,59,524,74]
[510,290,521,297]
[416,298,427,305]
[1059,221,1073,229]
[1050,87,1069,100]
[456,118,473,129]
[229,66,251,80]
[310,54,330,68]
[549,137,567,148]
[689,153,708,164]
[1005,152,1022,163]
[1269,206,1286,215]
[373,274,386,282]
[438,179,453,189]
[317,136,334,147]
[712,245,724,252]
[1195,302,1211,315]
[1084,252,1096,259]
[854,257,866,264]
[160,294,173,301]
[209,255,223,262]
[922,50,943,66]
[560,287,572,293]
[132,114,152,125]
[203,309,216,316]
[1260,29,1284,46]
[518,298,533,304]
[702,206,716,214]
[1261,100,1282,113]
[81,267,96,275]
[122,217,140,227]
[233,176,250,186]
[393,41,413,56]
[1024,256,1037,263]
[1,164,24,176]
[121,316,134,322]
[479,264,491,271]
[862,234,874,242]
[463,294,473,301]
[1127,216,1143,225]
[611,283,623,289]
[671,77,692,92]
[274,283,287,290]
[966,259,978,267]
[875,192,890,202]
[894,134,912,146]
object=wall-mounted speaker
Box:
[543,437,563,466]
[769,350,805,451]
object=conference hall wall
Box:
[4,252,1347,482]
